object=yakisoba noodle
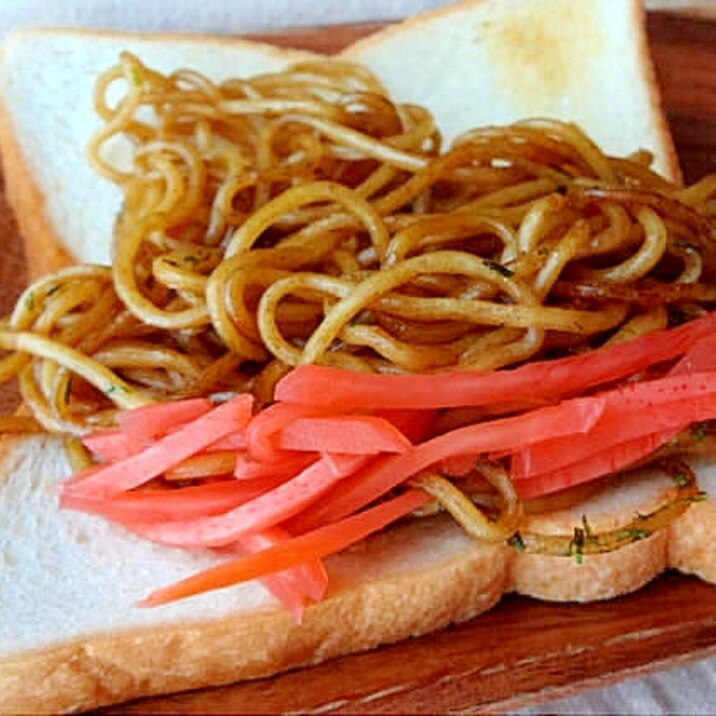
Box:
[2,51,716,444]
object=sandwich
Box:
[0,0,714,713]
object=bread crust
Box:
[342,0,488,55]
[510,531,668,602]
[0,96,75,279]
[630,0,683,183]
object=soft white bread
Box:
[0,28,321,276]
[0,433,508,714]
[342,0,680,181]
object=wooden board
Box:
[2,9,716,715]
[114,574,716,714]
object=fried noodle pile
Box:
[2,52,716,436]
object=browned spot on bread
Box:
[481,0,604,115]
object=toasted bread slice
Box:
[0,434,508,714]
[342,0,680,181]
[511,470,678,601]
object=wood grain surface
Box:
[2,9,716,715]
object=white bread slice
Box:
[2,431,708,713]
[0,433,508,714]
[510,470,678,601]
[0,28,321,276]
[342,0,680,181]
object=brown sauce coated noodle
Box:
[1,51,715,441]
